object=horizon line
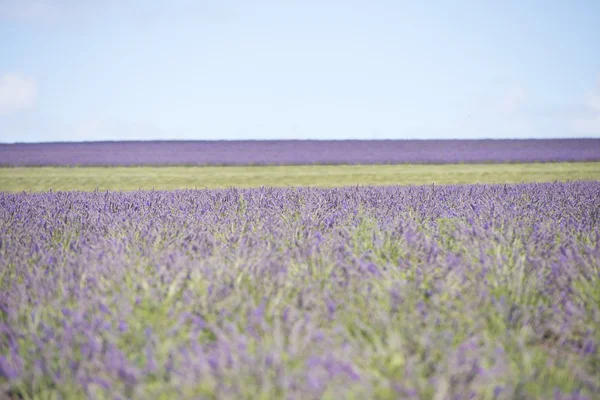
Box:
[2,137,599,145]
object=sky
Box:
[1,0,600,143]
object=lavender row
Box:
[1,182,599,399]
[1,139,599,166]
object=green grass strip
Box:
[1,162,599,192]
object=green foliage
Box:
[1,162,599,192]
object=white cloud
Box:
[0,113,168,143]
[0,73,37,115]
[446,84,540,139]
[0,0,60,21]
[571,117,600,135]
[0,1,113,25]
[498,86,527,114]
[0,0,229,25]
[68,119,167,141]
[450,80,600,138]
[583,92,600,113]
[570,78,600,135]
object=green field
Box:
[1,162,599,192]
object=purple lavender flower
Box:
[0,355,21,380]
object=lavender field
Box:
[1,139,600,166]
[1,182,599,399]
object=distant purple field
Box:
[1,139,599,166]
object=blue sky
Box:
[1,0,599,143]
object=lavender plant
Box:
[1,139,599,166]
[1,182,599,399]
